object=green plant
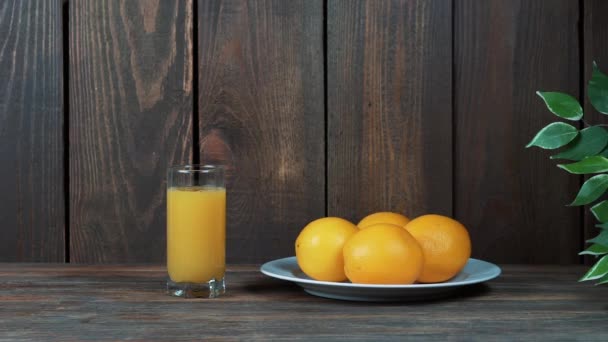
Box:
[528,62,608,284]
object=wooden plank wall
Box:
[0,0,64,261]
[327,0,452,223]
[198,0,325,263]
[0,0,604,264]
[454,0,581,264]
[69,0,193,262]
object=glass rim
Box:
[168,164,225,174]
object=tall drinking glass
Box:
[166,165,226,298]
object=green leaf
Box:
[551,126,608,161]
[588,62,608,114]
[587,230,608,246]
[600,146,608,158]
[536,91,583,120]
[592,201,608,222]
[558,156,608,174]
[597,222,608,229]
[526,122,578,149]
[596,273,608,285]
[580,255,608,281]
[579,243,608,256]
[570,174,608,206]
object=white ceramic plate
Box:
[260,257,501,302]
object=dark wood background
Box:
[0,0,604,264]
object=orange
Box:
[343,223,424,284]
[405,214,471,283]
[295,217,358,282]
[357,212,410,229]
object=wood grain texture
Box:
[198,0,325,263]
[69,0,193,262]
[327,0,452,223]
[0,263,607,340]
[584,0,608,262]
[454,0,581,264]
[0,0,64,261]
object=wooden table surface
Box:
[0,264,607,341]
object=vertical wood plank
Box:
[327,0,452,223]
[583,0,608,70]
[70,0,193,263]
[584,0,608,261]
[198,0,325,263]
[0,0,64,261]
[455,0,580,263]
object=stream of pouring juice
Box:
[167,186,226,283]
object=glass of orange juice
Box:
[166,164,226,298]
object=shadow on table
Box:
[243,278,301,294]
[242,278,493,304]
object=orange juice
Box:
[167,186,226,283]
